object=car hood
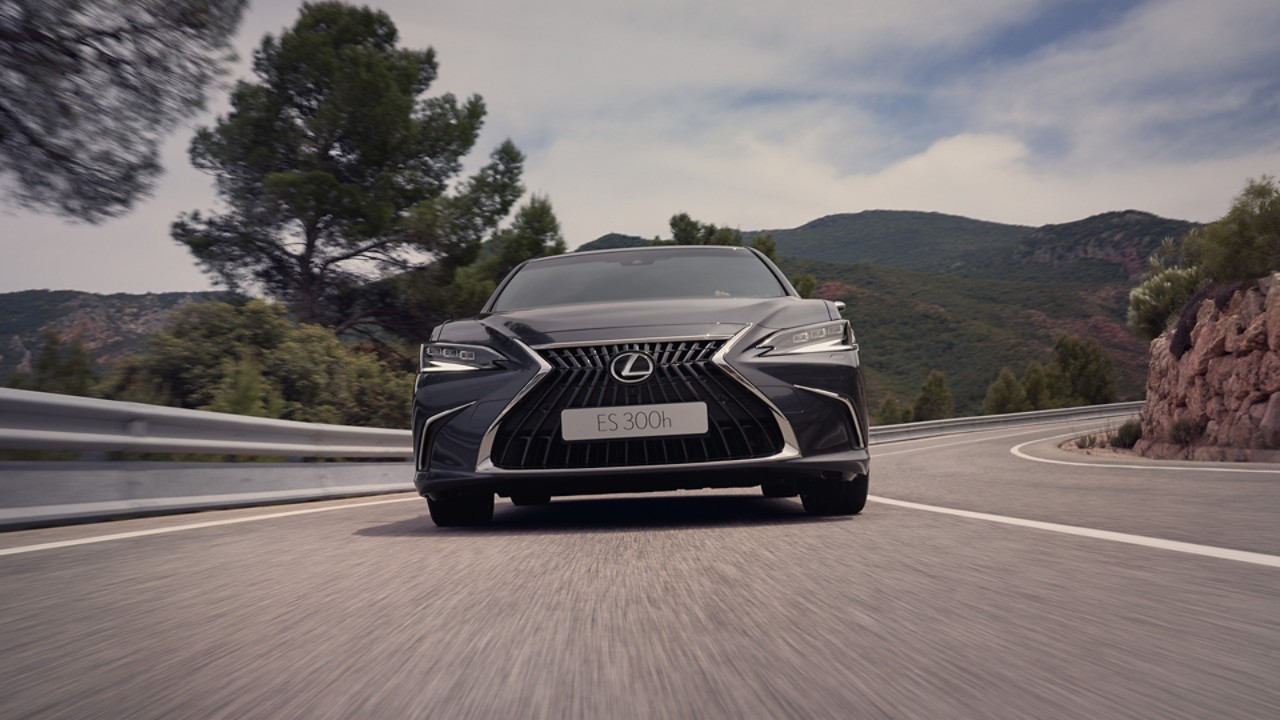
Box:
[479,297,830,347]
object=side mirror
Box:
[834,300,847,312]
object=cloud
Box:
[961,0,1280,165]
[4,0,1279,292]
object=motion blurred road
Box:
[3,420,1278,719]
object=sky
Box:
[3,0,1279,294]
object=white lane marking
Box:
[1010,434,1280,474]
[0,496,420,558]
[868,495,1280,568]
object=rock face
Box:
[1138,273,1280,461]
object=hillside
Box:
[581,209,1197,281]
[1015,211,1198,280]
[757,211,1032,276]
[0,290,221,383]
[775,258,1146,413]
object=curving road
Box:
[2,419,1279,719]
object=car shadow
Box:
[355,493,851,538]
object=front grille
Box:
[491,340,784,470]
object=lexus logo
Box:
[609,351,656,384]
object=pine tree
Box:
[912,370,954,421]
[982,367,1032,415]
[172,2,524,327]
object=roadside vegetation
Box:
[1128,176,1280,343]
[9,302,412,429]
[1072,417,1143,452]
[874,334,1117,425]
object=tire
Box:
[801,474,869,516]
[427,492,495,527]
[760,480,798,498]
[510,494,550,506]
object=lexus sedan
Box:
[412,245,870,526]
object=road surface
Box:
[2,419,1278,718]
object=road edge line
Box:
[868,495,1280,568]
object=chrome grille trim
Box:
[712,325,801,453]
[532,333,735,350]
[416,402,475,472]
[475,338,552,472]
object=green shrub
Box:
[1110,419,1142,449]
[873,393,910,425]
[103,300,412,428]
[1127,265,1207,340]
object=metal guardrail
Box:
[866,401,1144,444]
[0,388,1143,529]
[1,387,1143,457]
[0,387,412,458]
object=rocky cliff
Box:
[1016,211,1199,279]
[1138,273,1280,461]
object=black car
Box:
[412,245,870,526]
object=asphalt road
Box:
[2,419,1278,719]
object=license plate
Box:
[561,402,708,441]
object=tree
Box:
[1052,335,1116,406]
[668,213,747,247]
[6,330,97,396]
[793,274,817,298]
[0,0,247,221]
[360,195,566,343]
[749,235,778,262]
[873,393,909,425]
[912,370,954,421]
[486,195,566,283]
[982,367,1031,415]
[172,2,524,327]
[1022,360,1066,410]
[203,350,282,418]
[1183,176,1280,283]
[104,300,412,427]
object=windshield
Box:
[488,247,789,312]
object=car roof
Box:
[526,244,755,264]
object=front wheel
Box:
[427,492,495,527]
[800,474,868,516]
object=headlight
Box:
[420,342,508,372]
[758,320,855,355]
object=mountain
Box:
[756,211,1032,277]
[580,232,653,251]
[580,209,1197,281]
[1014,211,1198,280]
[0,290,221,383]
[775,257,1143,413]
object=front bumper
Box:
[412,325,870,499]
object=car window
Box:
[489,249,788,311]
